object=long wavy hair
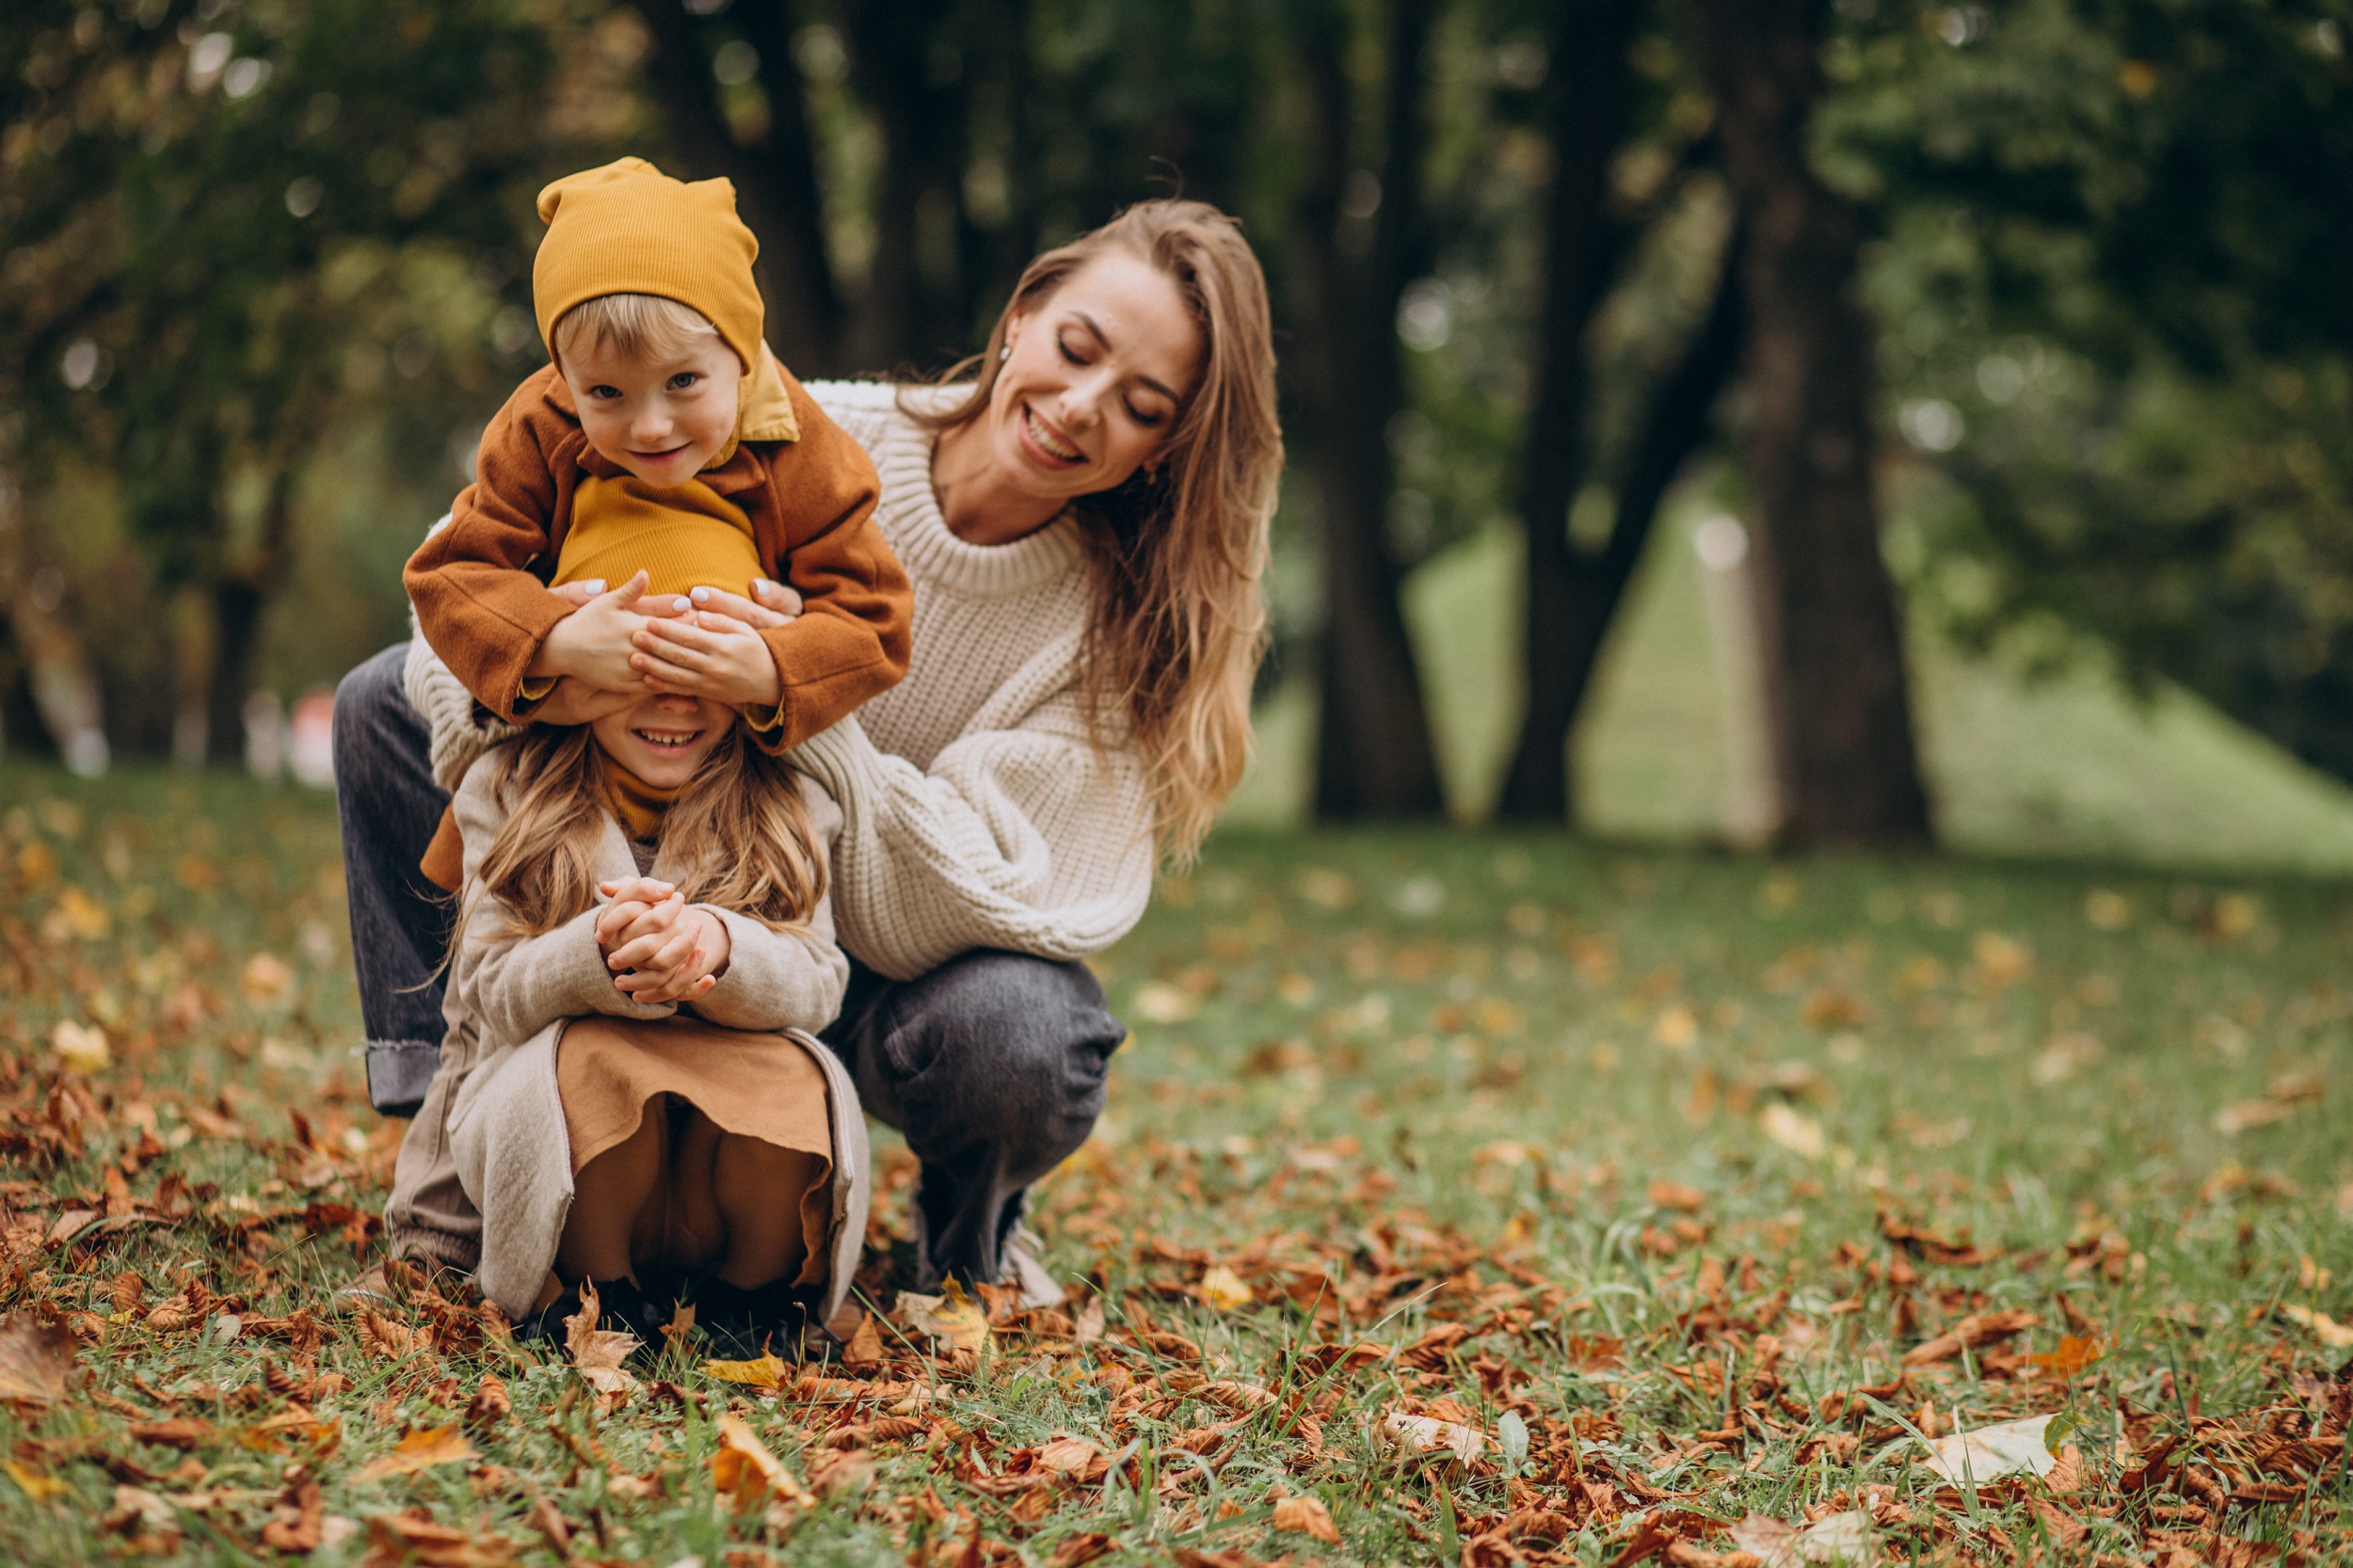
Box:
[465,722,824,941]
[914,200,1283,862]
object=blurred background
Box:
[3,0,2351,869]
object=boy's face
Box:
[560,334,743,488]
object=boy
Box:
[405,156,910,750]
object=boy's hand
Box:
[632,604,785,708]
[535,677,640,728]
[530,573,664,693]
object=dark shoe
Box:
[516,1277,656,1352]
[689,1278,810,1361]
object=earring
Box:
[1000,344,1012,361]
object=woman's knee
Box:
[890,952,1122,1097]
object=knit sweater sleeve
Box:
[789,647,1155,981]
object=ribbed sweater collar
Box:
[867,386,1087,600]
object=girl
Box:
[436,677,866,1354]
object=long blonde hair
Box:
[917,200,1283,861]
[468,723,824,939]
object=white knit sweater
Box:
[406,379,1156,982]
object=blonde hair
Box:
[917,200,1283,862]
[551,293,728,370]
[465,722,824,942]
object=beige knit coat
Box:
[425,752,866,1321]
[406,379,1158,980]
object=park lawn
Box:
[3,763,2352,1564]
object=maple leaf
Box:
[1273,1494,1342,1544]
[355,1424,478,1483]
[564,1281,642,1396]
[0,1315,81,1406]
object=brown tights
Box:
[538,1095,820,1310]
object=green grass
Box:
[1234,508,2353,875]
[4,764,2351,1564]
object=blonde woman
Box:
[340,198,1282,1302]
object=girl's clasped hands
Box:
[594,874,731,1005]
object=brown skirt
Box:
[556,1016,835,1286]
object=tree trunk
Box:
[637,0,845,373]
[0,464,108,774]
[1493,0,1645,822]
[1692,0,1931,846]
[1289,0,1445,820]
[202,467,297,766]
[843,0,973,370]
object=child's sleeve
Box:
[404,369,581,725]
[687,776,851,1033]
[741,375,913,753]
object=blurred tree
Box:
[1835,0,2353,790]
[1694,0,1931,845]
[1,0,579,762]
[1491,0,1749,824]
[1279,0,1448,820]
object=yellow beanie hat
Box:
[533,157,764,376]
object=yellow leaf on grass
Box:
[1759,1103,1825,1160]
[2029,1336,2105,1378]
[1198,1265,1255,1312]
[50,1019,109,1074]
[2281,1304,2353,1349]
[901,1280,989,1353]
[3,1459,70,1500]
[355,1423,477,1482]
[46,886,110,941]
[1273,1495,1342,1544]
[703,1352,789,1389]
[240,952,296,1001]
[710,1414,807,1513]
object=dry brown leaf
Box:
[1378,1410,1488,1464]
[841,1311,886,1367]
[0,1315,81,1406]
[1038,1436,1110,1481]
[1273,1494,1342,1544]
[565,1281,642,1396]
[465,1375,510,1429]
[901,1281,990,1353]
[1073,1295,1106,1342]
[1900,1309,2040,1366]
[2280,1304,2353,1350]
[711,1413,808,1513]
[1049,1531,1113,1567]
[356,1424,477,1483]
[260,1480,324,1551]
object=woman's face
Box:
[590,691,732,788]
[984,251,1204,505]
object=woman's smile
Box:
[1018,404,1086,467]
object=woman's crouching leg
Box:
[824,951,1125,1291]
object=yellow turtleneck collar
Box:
[601,759,681,842]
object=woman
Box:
[337,197,1281,1302]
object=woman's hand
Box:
[632,603,785,708]
[533,677,640,728]
[530,573,665,692]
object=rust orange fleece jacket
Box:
[404,360,911,751]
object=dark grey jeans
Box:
[333,643,1124,1288]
